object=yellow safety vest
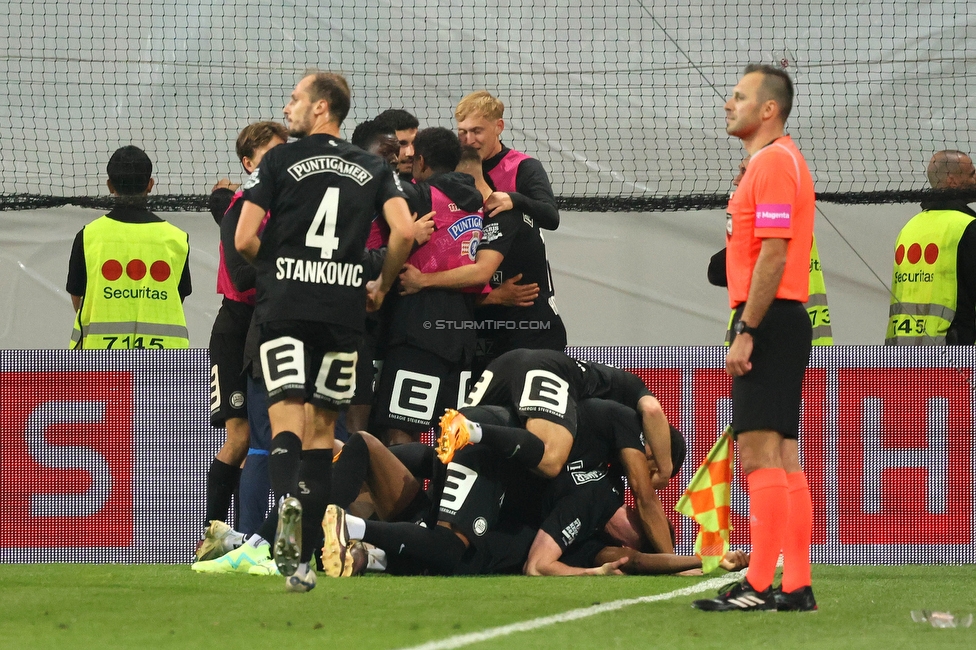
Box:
[725,234,832,345]
[70,216,190,349]
[806,237,832,345]
[886,209,974,345]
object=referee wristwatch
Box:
[733,320,759,337]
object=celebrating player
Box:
[438,349,673,486]
[196,121,287,562]
[374,127,485,444]
[234,71,415,592]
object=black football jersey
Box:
[568,398,645,475]
[476,209,566,351]
[479,209,555,305]
[242,135,406,329]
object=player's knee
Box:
[358,430,384,454]
[222,418,250,461]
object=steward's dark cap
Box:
[107,146,153,195]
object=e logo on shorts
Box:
[389,370,440,421]
[260,337,305,393]
[519,370,570,415]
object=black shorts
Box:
[351,327,380,406]
[540,475,622,554]
[258,320,361,410]
[464,355,578,436]
[730,300,812,439]
[372,344,467,434]
[209,298,253,427]
[438,446,545,549]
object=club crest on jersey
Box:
[447,215,483,240]
[242,170,260,190]
[465,236,480,260]
[287,156,373,185]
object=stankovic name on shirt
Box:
[276,257,364,287]
[287,156,373,185]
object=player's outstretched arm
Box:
[399,249,504,294]
[234,200,266,262]
[369,196,414,311]
[619,448,674,553]
[524,530,624,576]
[594,546,701,575]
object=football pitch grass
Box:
[1,565,974,649]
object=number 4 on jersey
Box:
[306,187,341,259]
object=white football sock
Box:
[467,421,483,443]
[346,514,367,541]
[246,534,269,548]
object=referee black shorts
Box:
[258,320,361,411]
[730,300,812,440]
[209,298,253,427]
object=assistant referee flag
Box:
[675,427,733,573]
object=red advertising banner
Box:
[0,348,973,564]
[571,346,976,564]
[0,371,133,547]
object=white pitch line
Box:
[396,570,745,650]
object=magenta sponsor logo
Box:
[755,203,792,228]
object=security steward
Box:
[887,149,976,345]
[67,146,192,349]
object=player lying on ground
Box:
[320,400,705,578]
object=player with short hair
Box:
[692,64,816,612]
[195,121,288,563]
[443,91,566,366]
[344,118,402,434]
[234,71,415,592]
[373,108,420,182]
[522,398,685,575]
[373,127,486,445]
[455,90,559,230]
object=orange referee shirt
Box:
[725,135,815,308]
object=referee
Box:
[693,65,817,613]
[235,71,414,592]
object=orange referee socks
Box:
[745,467,789,592]
[782,471,813,593]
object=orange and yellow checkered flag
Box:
[675,426,733,573]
